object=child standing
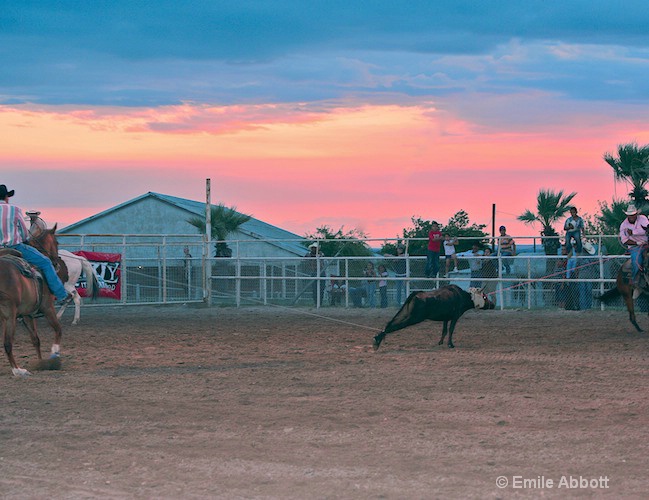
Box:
[443,233,459,275]
[378,264,389,308]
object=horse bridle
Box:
[27,230,59,269]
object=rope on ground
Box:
[211,290,383,332]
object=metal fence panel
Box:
[57,233,633,312]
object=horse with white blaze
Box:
[373,285,495,350]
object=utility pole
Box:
[204,179,212,305]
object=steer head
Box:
[468,287,495,310]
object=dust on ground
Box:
[1,305,648,499]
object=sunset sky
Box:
[3,1,649,240]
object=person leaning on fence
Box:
[497,226,516,274]
[619,204,649,288]
[0,184,72,306]
[563,206,584,255]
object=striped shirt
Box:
[0,201,29,246]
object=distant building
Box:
[58,191,307,258]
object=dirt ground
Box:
[1,304,648,499]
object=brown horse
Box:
[598,253,649,332]
[0,225,64,377]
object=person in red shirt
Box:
[425,221,442,278]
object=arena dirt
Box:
[1,305,648,498]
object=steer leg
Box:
[437,320,449,345]
[447,318,459,348]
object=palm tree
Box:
[518,188,577,256]
[187,203,251,257]
[603,142,649,210]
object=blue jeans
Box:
[500,250,514,273]
[425,250,440,278]
[11,243,68,300]
[629,245,645,285]
[365,282,377,307]
[394,275,406,305]
[565,231,582,254]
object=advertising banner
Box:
[73,251,122,300]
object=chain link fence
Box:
[57,234,637,312]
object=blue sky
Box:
[2,1,649,238]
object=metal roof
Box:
[59,192,307,256]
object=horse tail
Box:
[597,287,620,304]
[80,258,100,301]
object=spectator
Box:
[378,264,389,308]
[425,221,442,278]
[443,233,459,276]
[469,242,484,287]
[385,243,407,305]
[329,276,346,306]
[481,246,498,302]
[497,226,516,274]
[564,206,584,255]
[363,262,378,307]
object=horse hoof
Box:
[12,367,31,378]
[438,340,443,345]
[448,343,455,349]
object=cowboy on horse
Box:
[619,203,649,294]
[0,185,72,306]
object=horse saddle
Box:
[0,252,40,280]
[621,258,649,291]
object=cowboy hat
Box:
[0,185,15,198]
[624,204,639,216]
[582,241,596,255]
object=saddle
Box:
[0,252,46,317]
[621,258,649,296]
[0,251,39,279]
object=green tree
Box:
[304,226,373,257]
[591,199,629,255]
[518,188,577,256]
[603,142,649,210]
[382,211,488,255]
[305,225,373,278]
[187,203,252,257]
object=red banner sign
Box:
[74,251,122,300]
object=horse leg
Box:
[71,290,81,325]
[624,293,643,332]
[19,316,43,360]
[2,310,31,377]
[438,320,449,345]
[447,319,459,348]
[42,303,63,358]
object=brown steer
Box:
[373,284,495,350]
